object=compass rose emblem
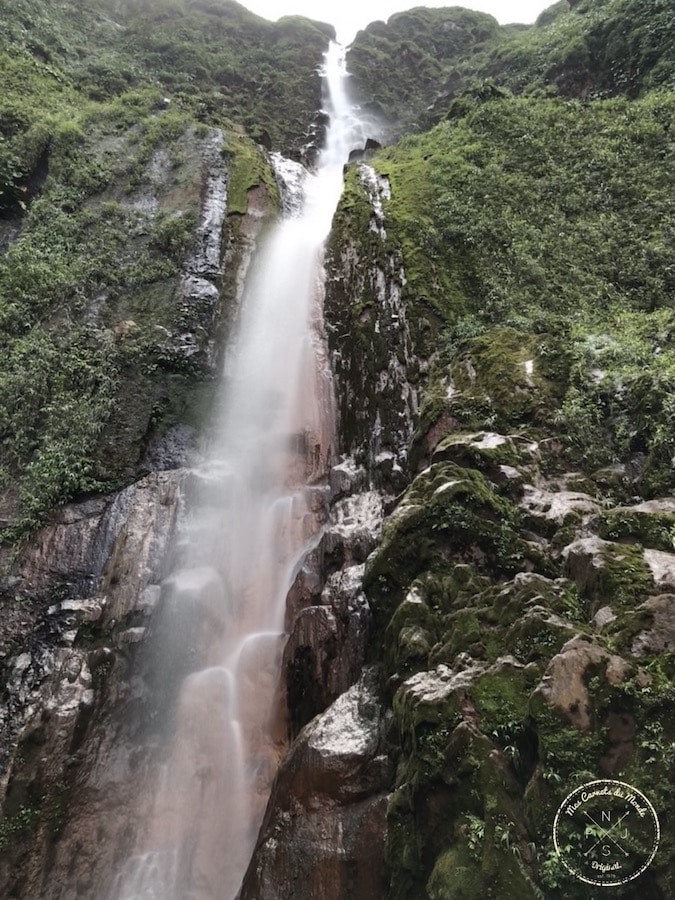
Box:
[553,779,660,886]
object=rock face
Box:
[2,4,675,899]
[0,470,188,898]
[326,163,419,489]
[0,156,277,898]
[356,371,675,897]
[320,155,675,895]
[240,669,393,900]
[281,484,383,740]
[533,635,631,731]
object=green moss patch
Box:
[450,328,563,431]
[599,507,675,552]
[364,463,530,631]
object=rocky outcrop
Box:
[170,129,230,372]
[282,471,384,734]
[284,563,371,737]
[240,668,393,900]
[325,163,419,488]
[0,468,188,897]
[358,357,675,897]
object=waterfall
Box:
[110,42,367,900]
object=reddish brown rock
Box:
[240,669,392,900]
[533,636,631,731]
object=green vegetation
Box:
[0,111,216,534]
[324,9,675,896]
[376,92,675,327]
[0,0,321,534]
[599,507,675,551]
[1,0,674,896]
[348,7,500,132]
[484,0,675,100]
[371,90,675,483]
[1,0,331,158]
[348,0,675,134]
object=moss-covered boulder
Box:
[387,658,543,900]
[449,328,564,432]
[562,536,654,616]
[364,462,533,632]
[599,501,675,552]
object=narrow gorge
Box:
[0,1,674,899]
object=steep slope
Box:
[0,0,332,535]
[348,0,675,134]
[323,82,675,898]
[346,6,500,133]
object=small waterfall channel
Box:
[111,43,368,900]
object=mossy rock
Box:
[470,662,540,735]
[224,131,279,214]
[410,565,494,619]
[408,377,458,471]
[384,592,441,678]
[599,506,675,552]
[525,702,604,821]
[491,574,583,623]
[394,658,536,750]
[390,710,539,900]
[432,430,522,470]
[563,536,654,617]
[426,837,539,900]
[431,575,582,667]
[504,608,576,664]
[449,328,564,432]
[430,610,485,666]
[364,463,530,631]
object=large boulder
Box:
[240,669,393,900]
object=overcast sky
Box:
[240,1,553,42]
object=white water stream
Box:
[111,43,368,900]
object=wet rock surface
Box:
[325,163,419,488]
[0,154,278,898]
[240,669,393,900]
[320,191,675,896]
[282,466,382,738]
[1,15,675,898]
[0,468,188,898]
[362,393,675,898]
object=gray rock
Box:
[631,594,675,656]
[140,424,200,473]
[644,549,675,592]
[562,535,614,598]
[533,636,631,731]
[521,485,600,525]
[329,456,368,499]
[593,605,617,630]
[323,490,384,564]
[185,130,228,278]
[240,669,392,900]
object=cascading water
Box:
[111,42,368,900]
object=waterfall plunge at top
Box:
[111,43,368,900]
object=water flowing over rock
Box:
[3,3,675,896]
[0,103,274,900]
[107,41,372,900]
[240,668,393,900]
